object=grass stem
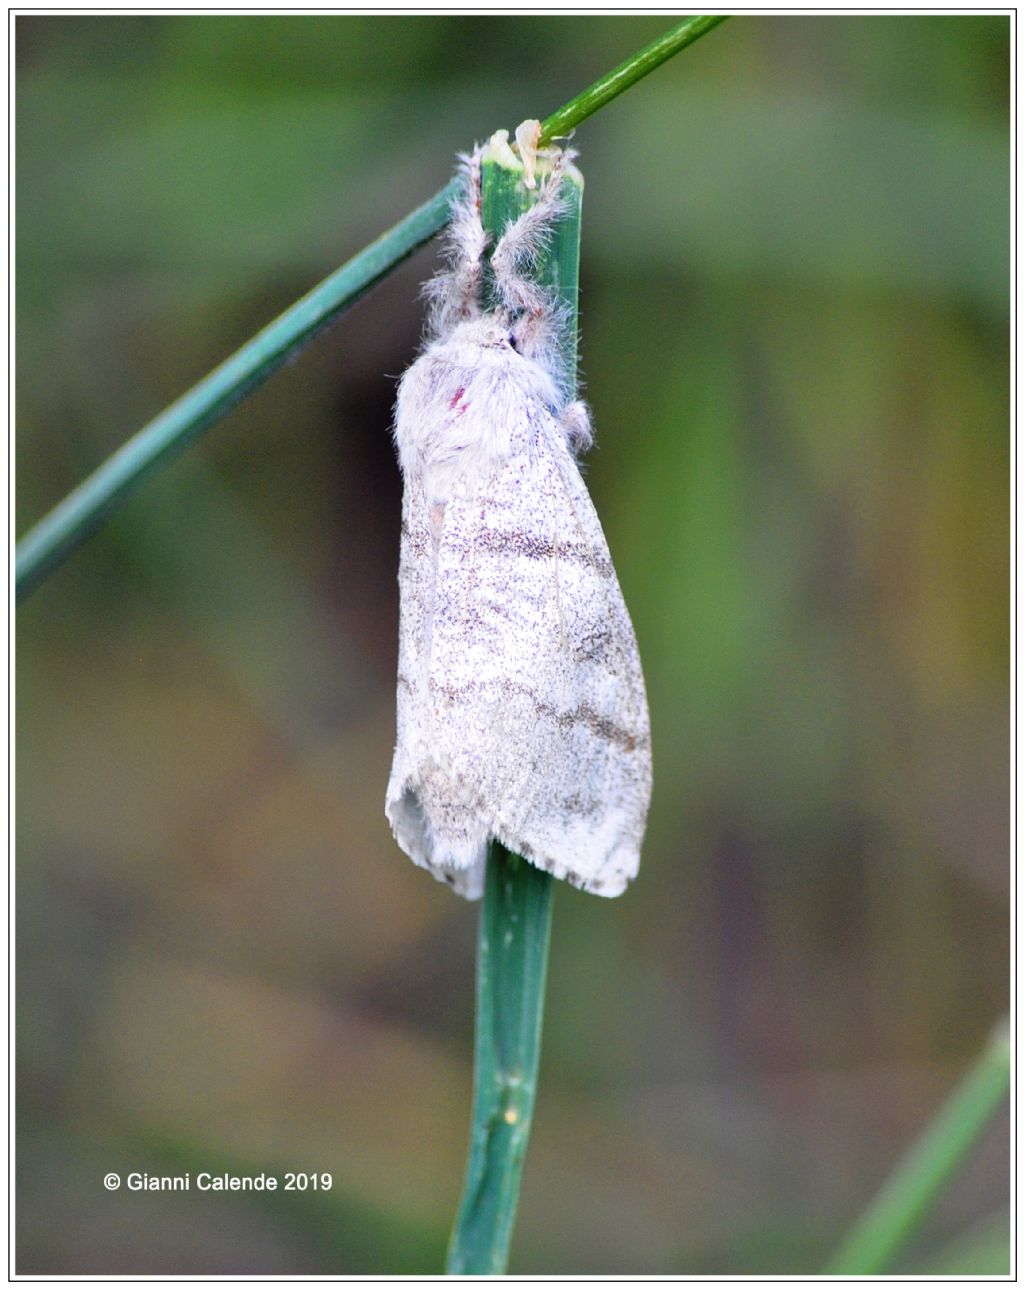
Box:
[445,135,582,1276]
[446,846,555,1274]
[15,181,458,600]
[825,1021,1011,1275]
[540,15,728,144]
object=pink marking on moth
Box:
[449,386,469,416]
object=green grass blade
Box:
[445,136,583,1277]
[446,845,555,1274]
[825,1021,1011,1275]
[16,15,728,602]
[540,15,729,144]
[15,180,459,601]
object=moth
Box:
[385,133,651,898]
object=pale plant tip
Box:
[483,127,518,170]
[514,118,543,188]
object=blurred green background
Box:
[16,14,1009,1276]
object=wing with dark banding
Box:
[423,402,651,896]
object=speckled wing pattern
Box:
[386,377,651,899]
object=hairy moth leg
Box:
[423,148,488,340]
[489,148,571,327]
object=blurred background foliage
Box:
[16,13,1009,1276]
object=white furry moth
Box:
[385,131,652,899]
